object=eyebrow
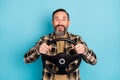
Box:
[54,16,68,19]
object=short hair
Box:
[52,8,70,20]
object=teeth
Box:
[57,26,62,28]
[58,26,62,27]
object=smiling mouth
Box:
[57,26,64,31]
[58,27,63,30]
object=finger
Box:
[40,43,51,53]
[43,45,51,51]
[40,49,47,54]
[39,47,45,53]
[41,46,49,52]
[75,44,80,49]
[76,44,83,48]
[39,46,48,53]
[71,44,75,49]
[42,43,49,49]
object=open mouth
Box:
[57,26,64,31]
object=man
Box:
[24,8,97,80]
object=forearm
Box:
[24,36,45,63]
[24,47,40,63]
[82,49,97,65]
[76,35,97,65]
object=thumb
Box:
[49,45,52,50]
[71,44,75,49]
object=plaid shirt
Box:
[24,32,97,80]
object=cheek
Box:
[64,23,69,28]
[53,21,59,25]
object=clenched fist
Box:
[39,43,51,54]
[74,43,85,54]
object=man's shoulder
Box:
[68,32,81,39]
[40,33,54,39]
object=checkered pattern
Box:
[24,32,97,80]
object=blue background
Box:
[0,0,120,80]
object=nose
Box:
[59,20,62,25]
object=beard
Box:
[54,25,68,36]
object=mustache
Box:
[55,25,65,28]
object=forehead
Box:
[53,11,68,18]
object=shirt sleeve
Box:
[77,35,97,65]
[23,36,45,63]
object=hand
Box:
[39,43,51,54]
[74,43,85,54]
